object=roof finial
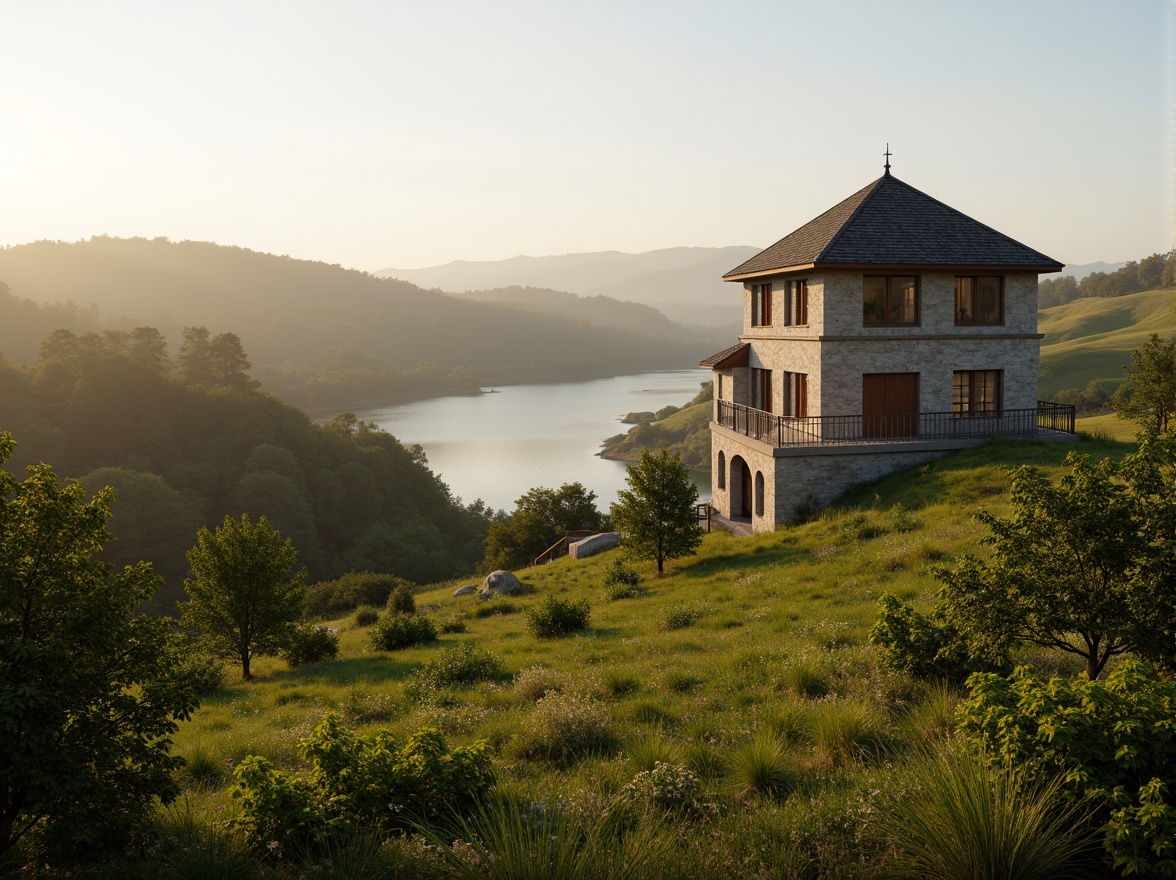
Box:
[883,143,892,176]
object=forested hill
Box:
[0,328,495,612]
[0,237,715,410]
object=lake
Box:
[355,370,712,513]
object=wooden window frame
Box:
[863,275,919,326]
[953,370,1002,418]
[751,283,772,327]
[784,280,808,326]
[955,276,1004,326]
[781,371,808,418]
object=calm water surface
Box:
[356,370,711,512]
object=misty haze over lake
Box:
[356,370,711,513]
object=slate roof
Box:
[700,342,750,369]
[724,174,1063,279]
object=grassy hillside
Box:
[1038,286,1175,395]
[164,433,1132,876]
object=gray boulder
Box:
[569,532,622,559]
[479,570,522,599]
[453,584,477,597]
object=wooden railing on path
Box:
[532,530,596,567]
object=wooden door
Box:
[862,373,919,438]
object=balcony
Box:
[716,400,1076,449]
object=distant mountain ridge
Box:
[377,246,760,329]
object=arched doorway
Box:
[730,455,752,519]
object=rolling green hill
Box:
[1038,286,1175,395]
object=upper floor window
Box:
[953,370,1002,417]
[863,276,918,326]
[955,277,1003,325]
[784,280,808,326]
[751,283,772,327]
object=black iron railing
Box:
[716,400,1075,449]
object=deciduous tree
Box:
[0,433,198,857]
[1109,333,1176,436]
[936,445,1176,679]
[610,449,701,575]
[181,514,306,680]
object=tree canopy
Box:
[935,444,1176,679]
[1109,333,1176,437]
[483,482,607,571]
[182,514,306,680]
[610,449,701,575]
[0,433,198,856]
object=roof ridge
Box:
[814,175,886,262]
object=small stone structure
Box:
[452,584,477,597]
[569,532,622,559]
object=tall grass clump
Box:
[513,691,618,765]
[783,657,829,698]
[660,603,701,631]
[885,745,1098,879]
[807,699,888,765]
[727,733,798,799]
[426,795,669,880]
[524,594,591,638]
[626,728,682,773]
[408,641,503,697]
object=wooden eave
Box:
[699,342,750,370]
[723,260,1064,283]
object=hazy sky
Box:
[1,1,1171,271]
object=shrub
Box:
[516,691,617,765]
[660,604,700,631]
[514,665,568,702]
[386,583,416,615]
[369,612,437,651]
[408,642,503,700]
[472,599,517,618]
[839,512,887,542]
[889,503,921,533]
[177,649,226,697]
[869,592,987,682]
[281,622,340,667]
[230,714,494,853]
[957,660,1176,873]
[352,604,380,627]
[305,572,416,618]
[438,615,468,634]
[524,594,591,639]
[622,762,702,813]
[602,559,641,599]
[728,734,797,799]
[885,744,1097,879]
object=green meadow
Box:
[1038,287,1175,395]
[164,432,1133,877]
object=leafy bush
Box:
[839,512,887,542]
[958,660,1176,874]
[386,583,416,615]
[622,762,703,813]
[602,559,640,600]
[305,572,417,618]
[524,594,591,639]
[886,744,1097,879]
[438,615,468,634]
[408,641,503,702]
[352,604,379,627]
[515,691,618,765]
[230,714,494,853]
[869,592,990,682]
[514,665,568,702]
[369,612,437,651]
[660,604,700,631]
[472,599,517,618]
[281,622,340,667]
[177,649,226,696]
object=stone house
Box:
[702,167,1076,533]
